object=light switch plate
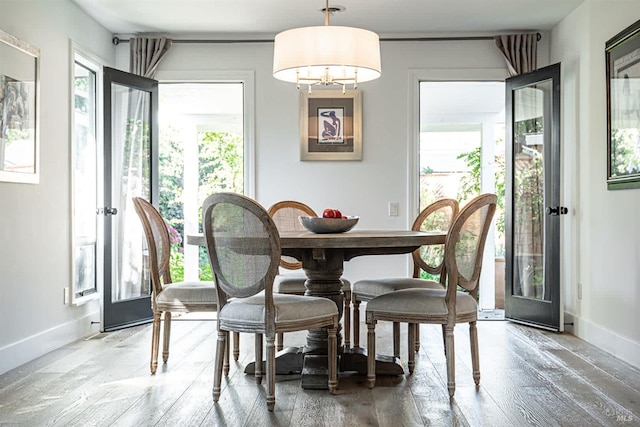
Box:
[388,202,399,216]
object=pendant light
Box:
[272,0,381,91]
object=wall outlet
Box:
[64,287,70,304]
[577,283,582,300]
[388,202,399,216]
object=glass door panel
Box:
[505,63,564,331]
[102,66,157,331]
[71,54,99,302]
[111,81,150,301]
[512,84,546,300]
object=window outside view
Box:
[419,81,505,310]
[158,83,244,282]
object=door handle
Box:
[97,207,118,216]
[545,206,568,216]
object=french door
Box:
[505,63,565,331]
[102,66,158,331]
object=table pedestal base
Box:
[301,354,331,389]
[243,346,404,389]
[243,346,305,375]
[340,347,405,376]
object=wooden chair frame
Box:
[352,198,459,354]
[133,197,219,374]
[203,192,339,411]
[365,193,497,398]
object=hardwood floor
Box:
[1,314,638,426]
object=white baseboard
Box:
[0,313,99,375]
[564,312,640,370]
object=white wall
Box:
[0,0,114,373]
[552,0,640,368]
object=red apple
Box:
[322,208,336,218]
[333,209,342,218]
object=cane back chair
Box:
[352,198,459,354]
[202,192,339,411]
[365,193,497,398]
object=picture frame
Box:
[0,29,40,184]
[606,19,640,190]
[300,89,362,161]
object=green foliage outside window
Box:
[198,131,243,197]
[159,127,243,282]
[456,143,506,256]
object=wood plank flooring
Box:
[1,314,638,426]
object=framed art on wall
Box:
[0,29,40,184]
[300,89,362,161]
[606,19,640,190]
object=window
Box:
[158,82,245,281]
[418,80,505,310]
[419,81,504,253]
[70,47,102,304]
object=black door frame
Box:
[505,63,564,331]
[102,66,158,331]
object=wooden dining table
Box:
[188,228,447,389]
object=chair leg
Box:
[223,334,230,376]
[212,330,226,402]
[407,323,416,374]
[414,324,421,352]
[470,321,480,387]
[150,311,161,374]
[255,334,263,384]
[353,299,361,348]
[343,290,351,349]
[266,335,276,412]
[441,324,447,355]
[444,325,455,398]
[233,332,240,361]
[162,312,171,363]
[393,322,400,357]
[276,332,284,351]
[328,324,338,394]
[367,318,377,388]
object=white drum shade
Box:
[273,25,381,86]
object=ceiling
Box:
[72,0,584,39]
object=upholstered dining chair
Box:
[352,198,459,355]
[203,192,339,411]
[365,193,497,398]
[133,197,221,375]
[268,200,353,350]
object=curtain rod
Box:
[112,33,541,45]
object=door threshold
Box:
[478,309,505,320]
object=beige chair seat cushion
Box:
[353,277,443,301]
[366,288,477,319]
[156,281,217,310]
[220,293,338,329]
[275,272,351,294]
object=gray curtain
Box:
[129,36,172,78]
[494,33,538,76]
